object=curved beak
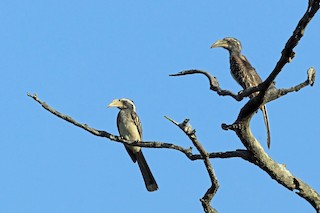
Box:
[107,99,123,108]
[210,39,227,48]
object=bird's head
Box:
[107,98,136,111]
[211,37,242,53]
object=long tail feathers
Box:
[261,105,271,149]
[135,151,158,192]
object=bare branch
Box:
[308,67,316,86]
[165,116,219,213]
[27,93,196,156]
[228,2,320,210]
[170,69,220,92]
[266,67,316,103]
[172,0,319,117]
[232,117,320,211]
[28,92,227,213]
[238,0,319,117]
[169,8,320,211]
[242,2,320,118]
[164,115,180,125]
[262,2,319,91]
[222,122,320,212]
[27,2,320,212]
[171,67,315,116]
[170,69,245,101]
[27,92,254,165]
[27,93,114,138]
[193,149,254,162]
[171,1,320,211]
[237,67,316,122]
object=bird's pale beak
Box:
[107,99,122,108]
[210,39,227,48]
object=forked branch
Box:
[165,116,219,213]
[170,1,320,212]
[27,93,248,162]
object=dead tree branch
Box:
[27,1,320,212]
[171,67,315,105]
[170,70,241,100]
[165,116,219,213]
[27,92,224,213]
[26,93,254,163]
[27,93,248,163]
[26,93,194,156]
[242,1,320,118]
[170,1,320,212]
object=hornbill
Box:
[108,98,158,192]
[211,37,271,148]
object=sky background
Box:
[1,1,319,212]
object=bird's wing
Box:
[130,110,143,140]
[240,54,263,87]
[231,54,262,98]
[117,110,140,162]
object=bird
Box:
[108,98,158,191]
[211,37,271,149]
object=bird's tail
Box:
[135,151,158,192]
[261,105,271,149]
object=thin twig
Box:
[170,69,241,100]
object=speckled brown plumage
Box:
[211,37,271,149]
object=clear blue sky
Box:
[1,1,319,212]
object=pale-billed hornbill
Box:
[108,98,158,192]
[211,37,271,149]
